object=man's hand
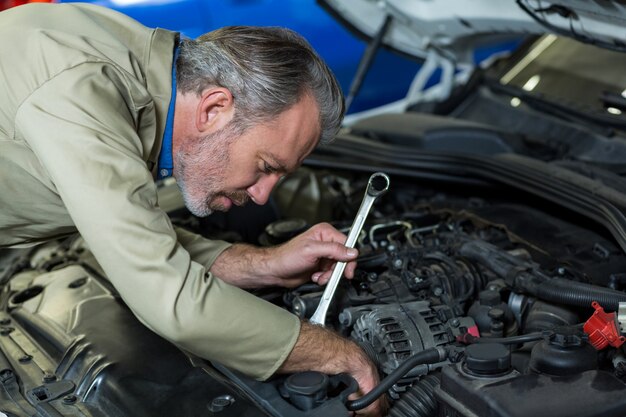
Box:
[210,222,358,288]
[278,321,384,417]
[265,222,359,287]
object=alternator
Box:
[349,301,475,377]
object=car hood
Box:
[320,0,626,64]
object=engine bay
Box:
[2,166,626,417]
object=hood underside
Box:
[320,0,626,64]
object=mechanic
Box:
[0,2,382,416]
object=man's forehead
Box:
[258,94,321,173]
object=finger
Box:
[311,272,323,284]
[344,260,357,279]
[317,257,359,284]
[304,240,358,263]
[316,269,332,286]
[310,222,349,245]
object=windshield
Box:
[498,35,626,120]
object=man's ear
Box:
[196,87,235,133]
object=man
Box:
[0,2,382,416]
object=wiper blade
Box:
[601,91,626,112]
[487,81,626,130]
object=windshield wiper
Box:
[601,91,626,112]
[486,81,626,131]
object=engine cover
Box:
[438,365,626,417]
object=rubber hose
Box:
[535,278,626,311]
[389,374,440,417]
[347,348,444,411]
[475,332,545,345]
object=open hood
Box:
[320,0,626,65]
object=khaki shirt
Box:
[0,2,299,380]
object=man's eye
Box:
[263,161,275,174]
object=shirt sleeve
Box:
[173,226,232,269]
[14,62,300,380]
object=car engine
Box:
[2,166,626,417]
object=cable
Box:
[347,347,447,411]
[475,331,547,345]
[516,0,626,53]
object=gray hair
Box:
[176,26,345,145]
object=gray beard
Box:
[173,127,234,217]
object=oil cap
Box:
[283,371,329,411]
[464,343,511,376]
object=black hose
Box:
[347,347,445,411]
[534,277,626,311]
[475,332,546,345]
[459,239,626,311]
[389,374,440,417]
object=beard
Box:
[173,124,249,217]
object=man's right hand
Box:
[277,321,384,417]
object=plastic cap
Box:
[465,343,511,375]
[284,372,329,396]
[479,290,501,307]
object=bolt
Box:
[43,373,56,383]
[62,394,77,405]
[367,272,378,282]
[208,395,235,413]
[557,267,566,275]
[19,355,32,363]
[450,318,460,328]
[392,259,403,269]
[488,308,505,321]
[433,286,443,296]
[490,321,505,338]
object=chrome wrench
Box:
[310,172,390,326]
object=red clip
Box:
[467,325,480,338]
[456,325,481,344]
[583,301,626,350]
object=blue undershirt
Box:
[157,45,179,180]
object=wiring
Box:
[516,0,626,53]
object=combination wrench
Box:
[310,172,390,326]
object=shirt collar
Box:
[157,44,179,180]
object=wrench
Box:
[310,172,390,326]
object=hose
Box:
[475,332,546,345]
[389,374,440,417]
[533,277,626,312]
[347,347,446,411]
[459,239,626,311]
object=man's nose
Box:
[247,174,281,205]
